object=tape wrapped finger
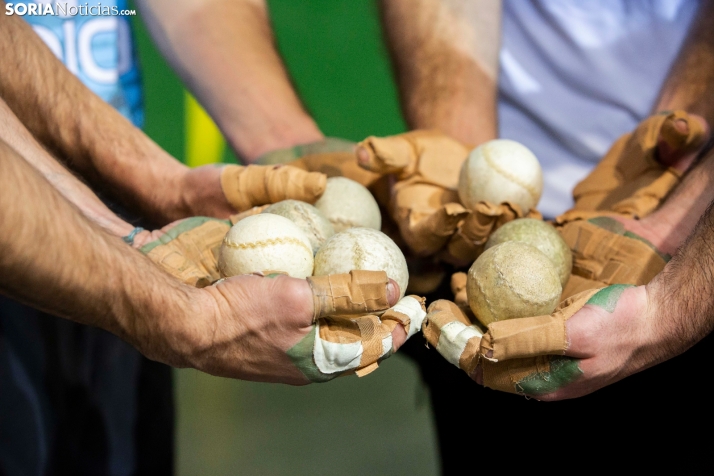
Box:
[220,164,327,212]
[140,217,231,287]
[355,131,472,257]
[569,110,708,218]
[445,202,542,265]
[357,130,470,188]
[287,295,427,382]
[421,295,589,395]
[307,270,400,321]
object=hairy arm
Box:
[0,137,322,383]
[0,138,205,361]
[542,147,714,399]
[0,96,136,237]
[136,0,323,162]
[0,8,231,223]
[654,1,714,127]
[379,0,501,145]
[641,145,714,357]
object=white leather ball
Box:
[314,177,382,232]
[458,139,543,214]
[262,200,335,254]
[218,214,314,278]
[314,227,408,298]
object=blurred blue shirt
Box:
[22,0,143,126]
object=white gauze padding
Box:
[436,322,483,367]
[313,296,428,375]
[393,296,428,339]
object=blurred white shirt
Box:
[498,0,699,217]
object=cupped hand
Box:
[144,271,412,385]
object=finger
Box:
[478,289,600,361]
[480,355,584,396]
[141,217,230,287]
[290,295,426,382]
[422,300,482,377]
[394,201,469,256]
[450,272,468,309]
[382,295,427,351]
[356,136,414,175]
[306,270,399,320]
[657,112,710,172]
[220,164,327,211]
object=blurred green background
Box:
[131,1,439,474]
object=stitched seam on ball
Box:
[482,146,539,201]
[331,217,359,227]
[295,206,326,242]
[223,237,312,255]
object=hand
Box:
[424,212,670,398]
[422,285,658,400]
[136,270,425,384]
[534,284,654,400]
[563,110,710,220]
[134,216,231,287]
[255,137,380,187]
[356,131,541,266]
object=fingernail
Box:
[387,279,400,305]
[673,118,689,135]
[356,146,371,166]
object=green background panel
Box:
[131,1,437,474]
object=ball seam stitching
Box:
[482,145,539,201]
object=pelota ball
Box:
[314,177,382,232]
[262,200,335,254]
[458,139,543,214]
[218,214,314,279]
[314,227,409,299]
[485,218,572,288]
[467,241,561,327]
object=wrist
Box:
[639,280,675,368]
[611,284,664,377]
[131,282,216,369]
[180,165,235,217]
[226,117,325,164]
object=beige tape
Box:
[307,270,390,321]
[571,110,707,216]
[145,220,229,287]
[220,164,327,212]
[479,289,599,362]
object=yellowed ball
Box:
[218,214,314,279]
[467,241,561,327]
[314,227,409,298]
[314,177,381,232]
[485,218,572,288]
[458,139,543,213]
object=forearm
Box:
[0,97,134,237]
[639,145,714,362]
[637,147,714,255]
[645,198,714,364]
[654,2,714,126]
[0,10,199,223]
[0,139,204,359]
[379,0,500,145]
[137,0,323,162]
